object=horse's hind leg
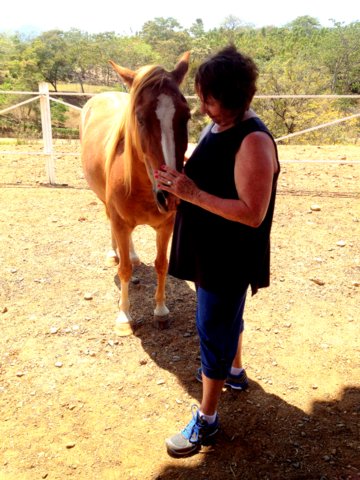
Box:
[129,235,141,266]
[153,223,173,328]
[105,225,140,268]
[105,226,119,267]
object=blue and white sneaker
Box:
[165,405,219,457]
[195,367,249,391]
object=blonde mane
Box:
[105,64,167,194]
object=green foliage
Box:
[50,102,68,127]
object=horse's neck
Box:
[130,150,152,186]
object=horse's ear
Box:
[171,51,190,85]
[109,60,135,87]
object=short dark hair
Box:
[195,45,259,115]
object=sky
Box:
[3,0,359,35]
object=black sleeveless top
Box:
[168,117,280,295]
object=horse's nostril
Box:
[156,190,169,212]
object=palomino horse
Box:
[80,52,190,336]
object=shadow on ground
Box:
[118,265,359,479]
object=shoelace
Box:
[182,405,203,442]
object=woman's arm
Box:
[156,131,277,228]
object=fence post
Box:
[39,82,56,184]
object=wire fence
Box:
[1,86,360,184]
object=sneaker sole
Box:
[166,427,219,457]
[224,380,248,391]
[166,441,200,458]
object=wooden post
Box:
[39,82,56,184]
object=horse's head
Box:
[109,52,191,213]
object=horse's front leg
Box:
[112,223,134,337]
[153,222,173,328]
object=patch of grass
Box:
[0,138,33,145]
[51,83,123,94]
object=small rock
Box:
[156,379,165,385]
[310,204,321,211]
[351,281,359,287]
[55,361,63,368]
[50,327,59,334]
[16,371,25,377]
[84,293,93,300]
[312,384,318,390]
[336,240,346,247]
[2,307,8,314]
[66,442,76,449]
[310,278,325,286]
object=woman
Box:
[155,45,280,457]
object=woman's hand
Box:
[154,165,200,203]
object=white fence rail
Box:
[1,85,360,184]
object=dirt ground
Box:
[0,142,359,480]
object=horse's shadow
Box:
[114,265,360,479]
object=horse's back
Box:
[80,92,129,202]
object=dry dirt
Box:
[0,142,359,480]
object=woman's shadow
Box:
[118,265,360,479]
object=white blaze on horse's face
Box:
[155,93,176,169]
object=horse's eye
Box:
[137,116,145,126]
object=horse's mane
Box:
[105,64,168,194]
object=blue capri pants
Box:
[196,285,247,380]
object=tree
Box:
[138,17,191,67]
[63,29,94,93]
[19,30,70,91]
[321,21,360,94]
[285,15,321,34]
[189,19,205,38]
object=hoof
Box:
[114,322,133,336]
[154,316,170,330]
[105,253,119,267]
[115,311,133,336]
[130,256,141,267]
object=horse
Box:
[80,52,191,336]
